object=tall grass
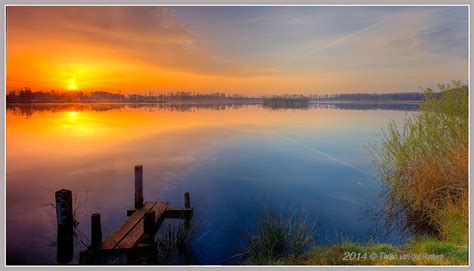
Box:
[369,80,468,242]
[238,203,317,264]
[155,218,205,265]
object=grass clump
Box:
[369,80,468,240]
[155,219,203,265]
[404,236,468,264]
[239,203,316,264]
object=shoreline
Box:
[5,100,425,105]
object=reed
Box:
[369,80,468,241]
[238,203,316,264]
[155,218,205,264]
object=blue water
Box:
[159,129,383,263]
[6,103,413,264]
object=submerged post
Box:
[90,213,102,248]
[135,165,144,208]
[143,210,156,243]
[55,189,74,264]
[184,192,191,229]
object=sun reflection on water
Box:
[60,110,95,134]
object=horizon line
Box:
[6,88,431,96]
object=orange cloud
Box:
[7,7,230,92]
[6,6,468,94]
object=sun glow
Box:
[68,83,76,90]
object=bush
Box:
[370,80,468,241]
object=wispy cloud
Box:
[268,17,386,72]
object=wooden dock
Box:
[55,165,193,264]
[101,201,169,250]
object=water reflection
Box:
[6,103,413,264]
[7,101,419,117]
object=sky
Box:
[6,6,469,95]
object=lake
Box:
[6,103,416,264]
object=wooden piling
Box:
[135,165,144,208]
[143,210,156,243]
[55,189,74,264]
[91,213,102,248]
[184,192,191,229]
[184,192,190,208]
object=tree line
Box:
[309,92,432,101]
[6,88,432,103]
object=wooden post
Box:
[55,189,73,264]
[135,165,143,208]
[184,192,191,229]
[90,213,102,248]
[143,210,156,243]
[184,192,190,208]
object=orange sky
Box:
[6,6,468,94]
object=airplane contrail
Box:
[278,134,374,177]
[270,18,386,72]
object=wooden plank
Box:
[150,201,168,226]
[101,201,156,249]
[114,202,168,249]
[163,208,193,219]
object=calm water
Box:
[6,103,415,264]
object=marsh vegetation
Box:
[240,81,469,265]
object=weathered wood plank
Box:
[101,201,156,250]
[114,202,168,249]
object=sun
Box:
[68,83,77,90]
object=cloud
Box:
[379,9,468,60]
[6,6,469,94]
[256,7,467,77]
[8,7,195,47]
[7,6,242,77]
[268,17,386,72]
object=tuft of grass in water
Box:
[238,203,317,264]
[155,218,205,265]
